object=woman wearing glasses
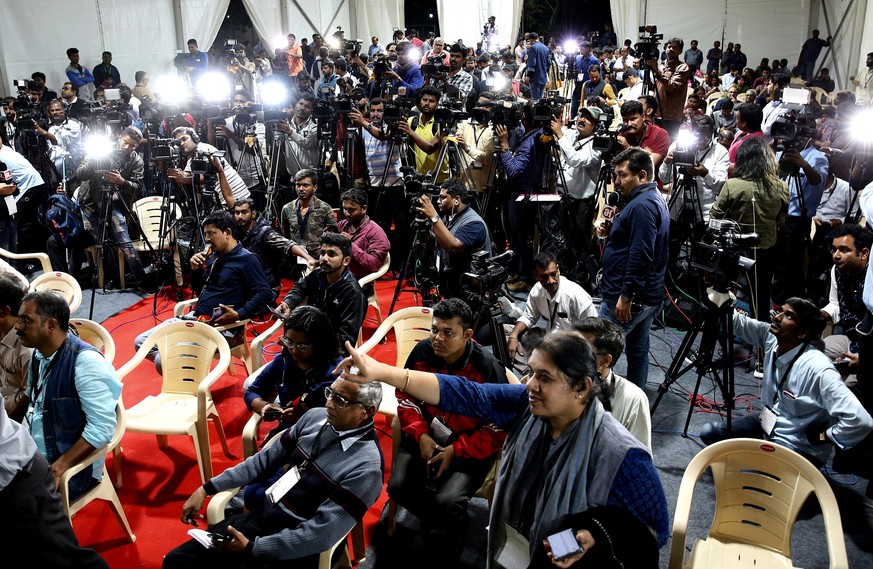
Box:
[244,306,342,444]
[335,331,669,568]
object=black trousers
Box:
[0,453,108,569]
[772,216,811,305]
[163,510,319,569]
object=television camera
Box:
[421,56,449,77]
[402,169,440,224]
[462,250,515,296]
[635,25,664,62]
[690,219,760,294]
[533,90,568,134]
[592,113,627,157]
[488,100,523,130]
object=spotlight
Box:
[260,80,288,107]
[563,39,578,54]
[152,75,188,105]
[84,136,114,159]
[850,108,873,144]
[196,72,231,102]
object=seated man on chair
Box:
[232,198,315,291]
[699,297,873,467]
[15,290,120,502]
[336,188,389,281]
[134,210,274,372]
[276,232,365,350]
[389,298,506,562]
[165,379,385,569]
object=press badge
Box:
[266,465,301,505]
[430,417,453,446]
[759,405,778,436]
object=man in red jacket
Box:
[388,298,507,560]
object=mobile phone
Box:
[263,408,282,421]
[547,528,583,561]
[208,532,232,545]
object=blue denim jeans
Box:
[599,298,661,390]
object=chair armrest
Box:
[0,248,52,273]
[250,318,284,371]
[212,319,250,332]
[242,412,264,459]
[206,488,239,526]
[174,298,198,318]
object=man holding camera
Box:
[699,298,873,468]
[658,115,729,221]
[168,126,250,208]
[207,90,267,203]
[399,86,450,183]
[278,93,319,181]
[597,147,669,390]
[47,126,147,284]
[550,106,604,259]
[436,43,475,102]
[35,100,85,189]
[456,95,496,194]
[615,100,671,182]
[386,41,424,94]
[415,178,490,301]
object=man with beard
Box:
[699,298,873,467]
[279,168,337,259]
[276,232,365,350]
[388,298,506,564]
[277,93,319,181]
[650,37,691,137]
[386,41,424,94]
[616,100,670,183]
[232,198,314,290]
[335,188,389,280]
[34,100,84,188]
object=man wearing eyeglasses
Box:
[387,298,506,564]
[276,232,365,351]
[166,379,384,568]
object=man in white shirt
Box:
[659,114,730,221]
[551,105,604,258]
[618,70,646,107]
[573,317,652,452]
[507,250,597,361]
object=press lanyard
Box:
[772,343,809,406]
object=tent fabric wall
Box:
[0,0,178,97]
[241,0,283,54]
[284,0,352,44]
[180,0,232,54]
[436,0,523,49]
[349,0,404,47]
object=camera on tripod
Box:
[372,54,391,77]
[461,250,515,296]
[592,113,625,155]
[690,219,760,292]
[190,148,225,175]
[421,56,448,77]
[402,170,439,222]
[383,98,414,124]
[344,39,363,56]
[672,130,699,169]
[149,136,181,161]
[772,108,819,176]
[635,25,663,62]
[533,91,567,134]
[489,100,523,130]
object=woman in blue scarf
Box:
[336,331,669,568]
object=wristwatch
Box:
[430,214,440,224]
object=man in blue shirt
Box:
[315,60,339,99]
[699,298,873,467]
[772,142,829,305]
[386,41,424,95]
[525,32,550,100]
[597,147,669,389]
[798,30,831,81]
[571,41,601,119]
[182,39,209,82]
[134,210,274,372]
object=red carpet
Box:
[71,277,417,568]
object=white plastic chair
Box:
[174,298,253,376]
[30,271,83,313]
[70,318,116,365]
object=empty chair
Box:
[669,438,849,569]
[30,271,82,313]
[116,320,232,483]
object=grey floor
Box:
[74,284,873,569]
[362,317,873,569]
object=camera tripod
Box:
[220,121,269,209]
[667,166,706,252]
[262,127,288,224]
[88,176,157,318]
[388,220,440,313]
[650,285,738,436]
[473,288,513,369]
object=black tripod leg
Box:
[651,315,705,414]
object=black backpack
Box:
[45,194,86,246]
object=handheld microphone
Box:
[602,191,620,223]
[0,161,13,184]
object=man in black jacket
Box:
[277,232,366,350]
[232,198,314,290]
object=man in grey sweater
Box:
[164,379,384,568]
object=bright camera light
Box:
[850,109,873,144]
[260,80,288,106]
[196,72,231,102]
[676,128,696,148]
[153,75,188,105]
[487,74,508,90]
[327,36,341,50]
[274,35,287,49]
[408,48,421,61]
[84,136,114,159]
[563,40,578,54]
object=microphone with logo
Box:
[598,191,621,239]
[0,160,17,196]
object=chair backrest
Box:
[30,271,83,313]
[124,320,231,395]
[70,318,116,365]
[133,196,181,244]
[359,306,433,366]
[358,252,391,288]
[672,438,848,566]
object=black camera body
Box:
[635,25,664,63]
[462,250,515,295]
[490,101,523,130]
[690,219,760,292]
